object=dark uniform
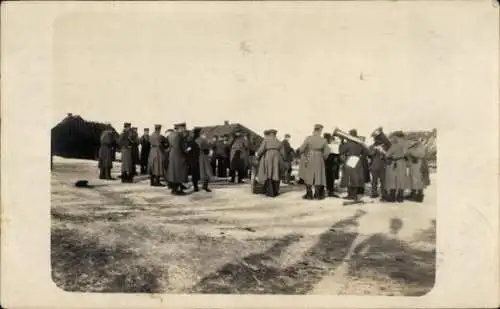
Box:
[197,133,214,192]
[281,134,294,184]
[118,123,134,183]
[130,127,140,176]
[186,128,202,192]
[339,129,368,200]
[139,129,151,175]
[166,123,189,195]
[384,131,408,202]
[229,132,249,183]
[369,143,387,199]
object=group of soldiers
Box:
[292,124,430,203]
[97,122,266,195]
[97,121,430,203]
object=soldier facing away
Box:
[298,124,330,200]
[147,124,166,187]
[166,123,189,195]
[98,123,116,180]
[255,129,283,197]
[118,122,135,183]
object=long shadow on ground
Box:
[191,211,436,295]
[191,210,366,294]
[51,228,164,293]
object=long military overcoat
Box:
[147,132,166,177]
[339,140,367,188]
[406,142,426,190]
[255,137,283,184]
[298,134,330,186]
[98,129,114,170]
[384,141,408,190]
[118,129,134,174]
[166,132,189,184]
[197,136,214,181]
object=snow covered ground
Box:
[51,156,436,295]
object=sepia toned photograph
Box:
[49,4,437,296]
[2,1,499,308]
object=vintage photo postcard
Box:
[1,1,499,308]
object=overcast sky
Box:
[51,2,494,147]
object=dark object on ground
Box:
[74,180,90,188]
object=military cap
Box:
[284,133,291,138]
[269,129,278,135]
[323,133,332,139]
[154,124,162,130]
[144,128,150,131]
[349,129,358,137]
[314,124,324,130]
[124,122,132,128]
[263,130,270,136]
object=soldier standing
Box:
[186,128,202,192]
[196,131,214,192]
[406,139,427,202]
[118,122,134,183]
[98,124,115,180]
[166,123,189,195]
[229,131,249,183]
[384,131,408,202]
[139,128,151,175]
[130,127,140,177]
[339,129,368,201]
[255,129,283,197]
[147,125,166,187]
[281,133,294,184]
[298,124,330,200]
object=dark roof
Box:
[51,115,119,160]
[196,123,264,152]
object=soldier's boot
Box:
[380,190,389,202]
[121,172,127,183]
[150,176,155,186]
[266,180,275,197]
[273,181,280,196]
[408,190,417,201]
[315,186,325,200]
[202,181,212,192]
[386,189,396,202]
[303,186,313,200]
[193,181,199,192]
[396,189,405,203]
[106,169,114,180]
[156,177,166,187]
[415,190,424,203]
[99,168,105,179]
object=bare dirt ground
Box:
[51,157,436,295]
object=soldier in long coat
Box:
[340,129,369,201]
[186,128,202,192]
[281,134,294,184]
[406,139,427,202]
[118,122,135,183]
[130,127,140,176]
[298,124,330,200]
[98,124,116,180]
[196,131,214,192]
[166,123,189,195]
[384,131,408,202]
[229,131,249,183]
[163,129,173,181]
[369,141,388,199]
[256,129,283,197]
[147,125,166,187]
[139,128,151,175]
